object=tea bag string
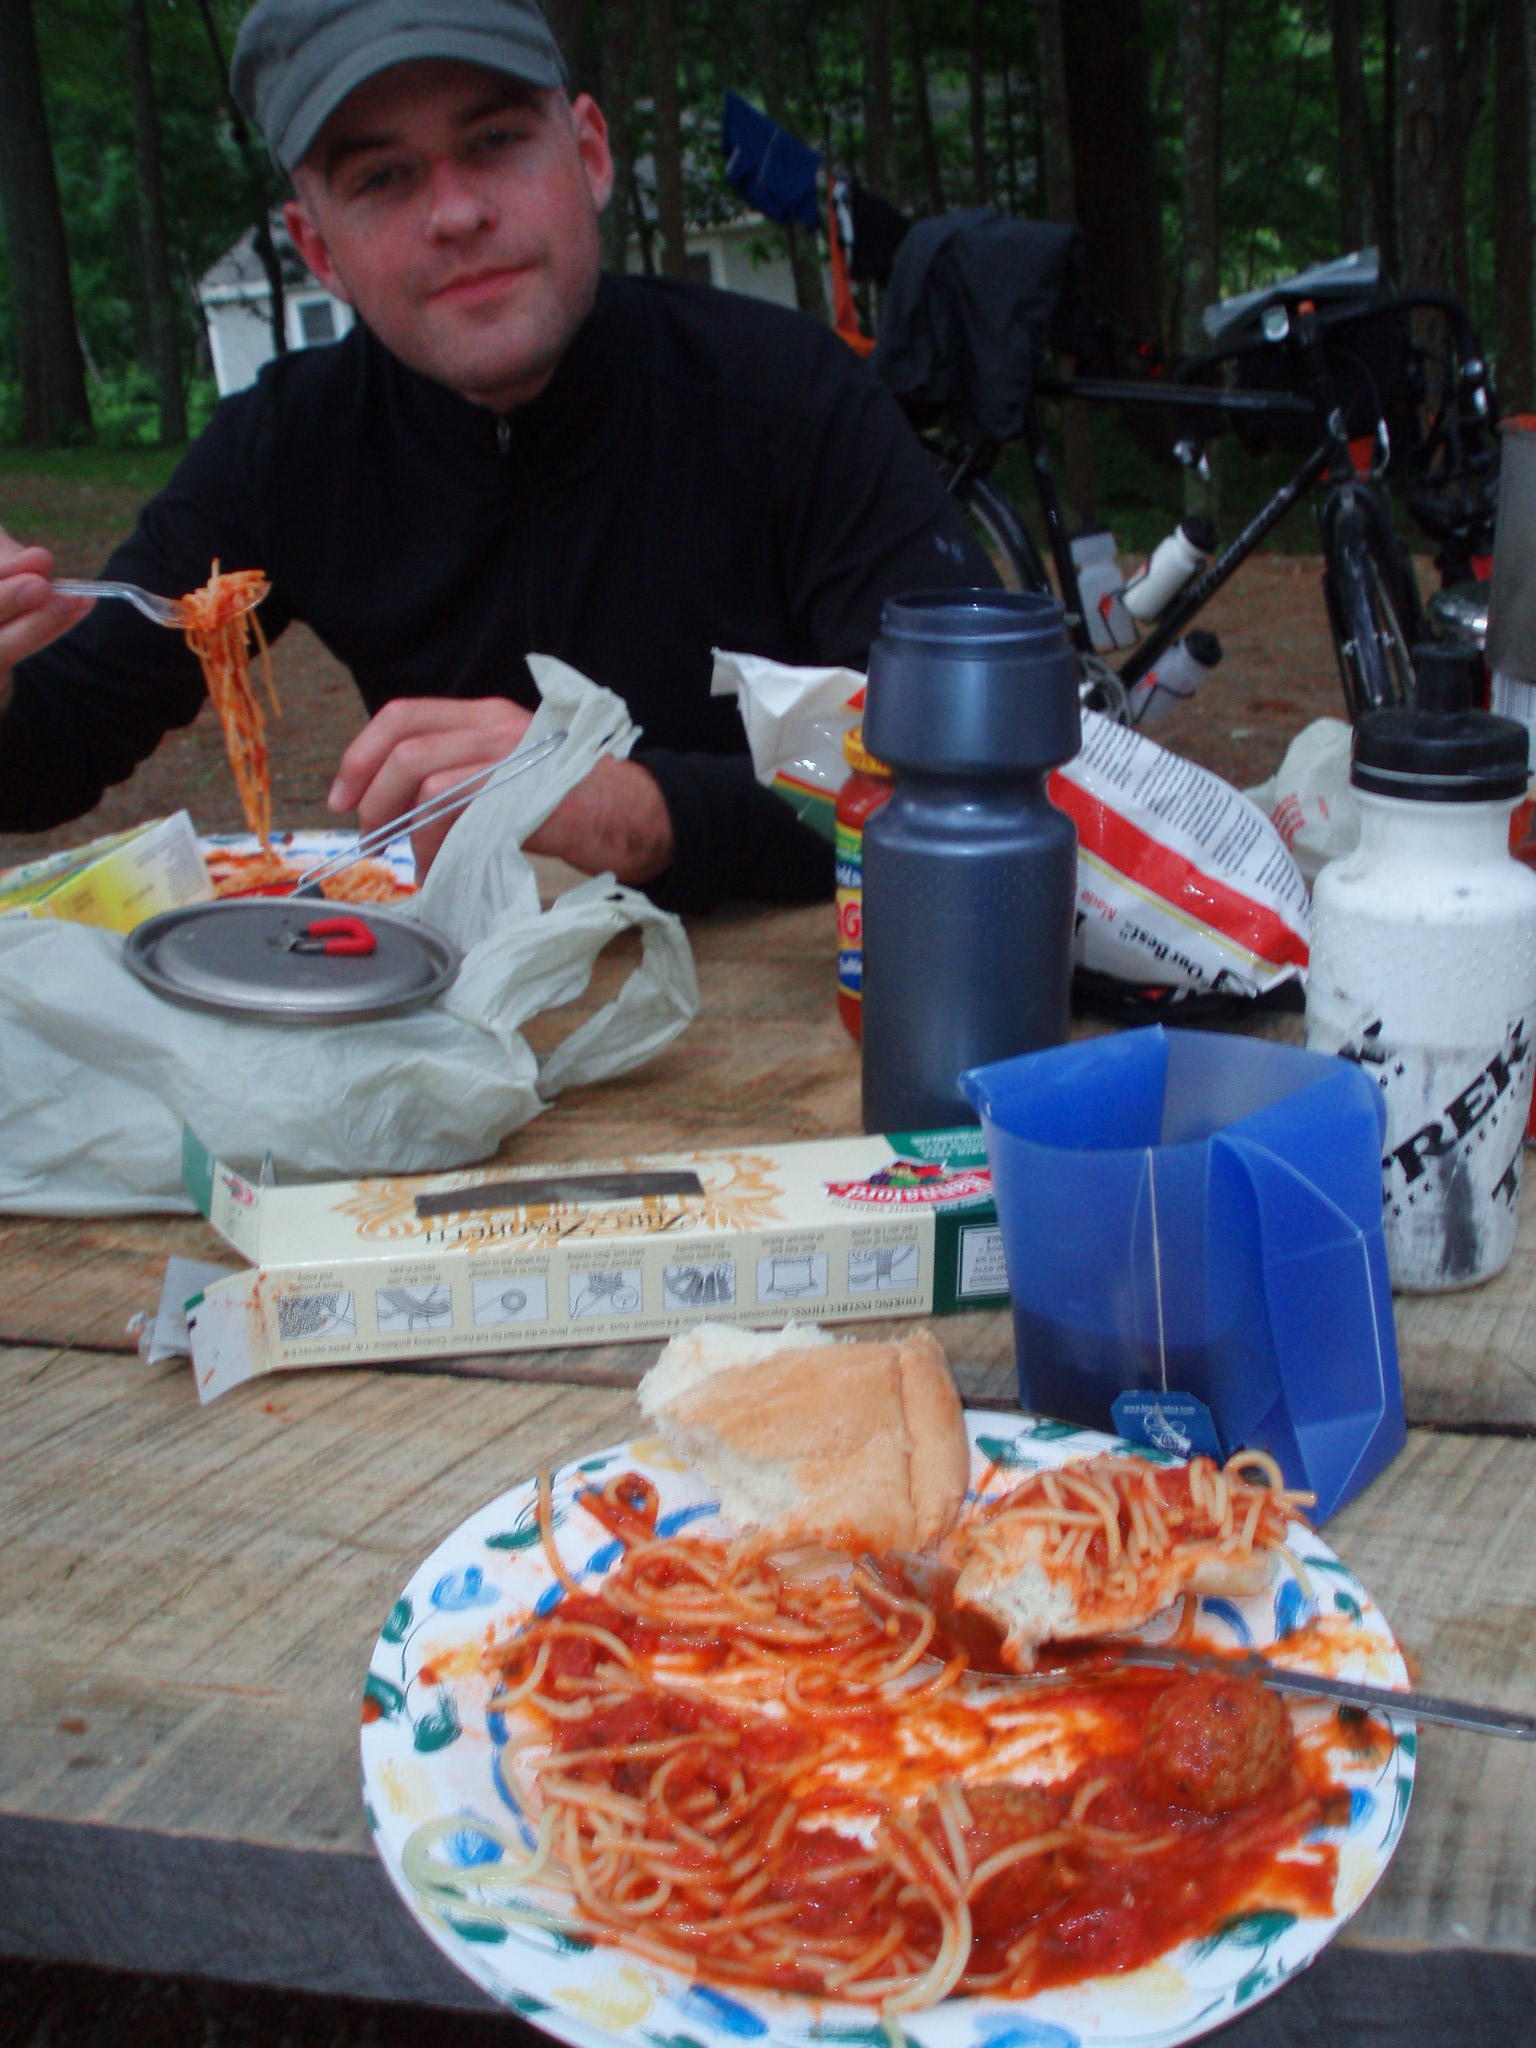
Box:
[1146,1146,1168,1394]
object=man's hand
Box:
[328,695,674,883]
[0,526,95,719]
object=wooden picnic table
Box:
[2,894,1533,2045]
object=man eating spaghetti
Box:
[0,0,994,909]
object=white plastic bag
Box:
[1245,717,1360,883]
[0,658,698,1214]
[710,650,865,840]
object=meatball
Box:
[959,1780,1069,1927]
[965,1779,1061,1858]
[1137,1672,1294,1814]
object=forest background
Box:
[0,0,1530,544]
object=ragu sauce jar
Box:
[834,726,893,1041]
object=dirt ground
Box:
[0,484,1359,875]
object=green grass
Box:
[0,443,185,494]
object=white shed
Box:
[197,218,356,398]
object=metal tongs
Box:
[291,728,569,898]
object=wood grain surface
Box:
[3,897,1534,1428]
[0,1339,1532,2004]
[3,896,1535,2035]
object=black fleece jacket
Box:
[0,273,995,909]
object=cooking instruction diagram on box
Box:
[569,1268,643,1318]
[664,1262,736,1309]
[277,1290,355,1343]
[376,1283,453,1333]
[958,1225,1009,1298]
[472,1276,549,1326]
[757,1253,828,1301]
[848,1242,920,1292]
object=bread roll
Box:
[638,1321,969,1553]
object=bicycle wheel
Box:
[1324,508,1417,716]
[953,473,1050,593]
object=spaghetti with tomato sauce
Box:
[472,1470,1371,2010]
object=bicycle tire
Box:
[952,473,1050,593]
[1324,506,1417,716]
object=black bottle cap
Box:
[1180,514,1218,555]
[1351,708,1531,802]
[1184,628,1222,668]
[1411,641,1482,713]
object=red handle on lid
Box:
[304,915,376,957]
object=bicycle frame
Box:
[963,289,1451,703]
[1016,392,1330,683]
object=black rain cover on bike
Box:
[872,210,1085,443]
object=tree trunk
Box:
[1496,0,1533,411]
[544,0,588,87]
[1061,0,1166,354]
[1331,0,1372,252]
[597,0,639,272]
[0,0,92,444]
[643,0,687,277]
[751,3,827,318]
[1444,0,1493,305]
[122,0,186,443]
[969,0,989,204]
[1001,61,1018,212]
[1380,0,1399,277]
[193,0,286,355]
[863,0,893,197]
[1036,0,1075,220]
[1398,0,1451,290]
[1035,0,1095,522]
[907,1,945,213]
[1180,0,1220,517]
[1179,0,1218,354]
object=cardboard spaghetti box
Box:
[0,811,211,932]
[182,1125,1009,1402]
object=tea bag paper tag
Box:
[1111,1390,1222,1461]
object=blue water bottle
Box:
[861,590,1081,1132]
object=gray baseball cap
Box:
[232,0,568,175]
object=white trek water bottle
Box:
[1121,515,1217,622]
[1128,629,1222,728]
[1306,710,1536,1292]
[1070,529,1135,651]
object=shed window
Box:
[298,299,337,346]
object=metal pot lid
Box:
[124,903,461,1024]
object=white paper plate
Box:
[361,1413,1414,2048]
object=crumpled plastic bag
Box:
[1245,717,1360,884]
[0,657,699,1214]
[710,649,865,841]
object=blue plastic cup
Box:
[960,1026,1406,1521]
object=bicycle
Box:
[909,251,1499,725]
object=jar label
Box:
[835,821,863,1002]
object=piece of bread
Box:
[948,1454,1279,1668]
[638,1321,970,1553]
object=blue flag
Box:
[720,91,821,233]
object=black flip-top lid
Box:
[1351,709,1531,802]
